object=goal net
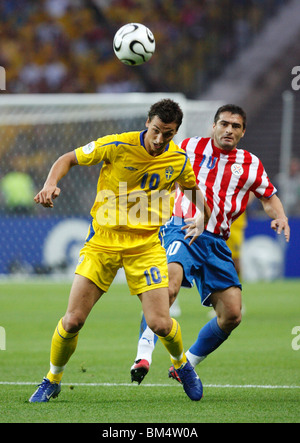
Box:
[0,93,220,278]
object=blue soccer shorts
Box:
[161,216,242,307]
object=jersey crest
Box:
[165,166,174,181]
[231,163,244,176]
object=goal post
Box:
[0,93,220,278]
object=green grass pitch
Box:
[0,279,299,423]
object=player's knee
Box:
[229,312,242,330]
[147,318,172,337]
[63,313,85,333]
[222,309,242,332]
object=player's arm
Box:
[260,194,290,242]
[34,151,78,208]
[179,183,211,245]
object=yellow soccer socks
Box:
[46,318,79,384]
[157,318,187,369]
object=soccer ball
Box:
[113,23,155,66]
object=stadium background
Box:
[0,0,299,281]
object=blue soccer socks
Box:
[186,316,229,367]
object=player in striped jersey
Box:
[131,104,290,384]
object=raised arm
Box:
[260,194,290,242]
[34,151,78,208]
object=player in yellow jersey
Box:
[29,99,210,403]
[226,212,247,278]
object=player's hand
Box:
[34,184,61,208]
[181,214,205,245]
[271,217,290,242]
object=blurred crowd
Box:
[0,0,290,98]
[2,0,299,219]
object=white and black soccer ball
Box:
[113,23,155,66]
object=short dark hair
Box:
[148,99,183,129]
[214,104,247,129]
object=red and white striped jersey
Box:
[173,137,276,240]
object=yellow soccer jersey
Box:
[227,212,247,259]
[75,130,196,232]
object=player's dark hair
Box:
[214,104,247,129]
[148,99,183,129]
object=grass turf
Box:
[0,279,299,423]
